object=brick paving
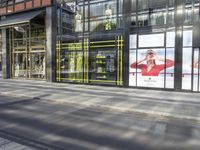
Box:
[0,137,35,150]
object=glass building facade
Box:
[0,0,200,92]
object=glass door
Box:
[11,25,29,79]
[13,52,27,78]
[29,22,46,79]
[192,48,200,92]
[10,22,46,80]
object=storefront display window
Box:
[89,0,117,32]
[56,35,123,85]
[89,50,116,82]
[57,39,84,83]
[129,32,175,88]
[57,1,85,34]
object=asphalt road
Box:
[0,95,200,150]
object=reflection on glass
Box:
[59,40,84,82]
[75,10,83,32]
[90,0,117,32]
[131,0,174,27]
[30,53,45,79]
[14,53,26,78]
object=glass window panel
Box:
[90,0,117,32]
[14,53,27,78]
[182,48,192,90]
[138,34,164,48]
[193,49,199,91]
[59,40,84,83]
[138,13,149,27]
[150,11,166,26]
[131,15,137,26]
[194,7,199,22]
[89,50,116,82]
[130,34,137,49]
[138,0,148,11]
[183,30,193,47]
[166,32,175,47]
[166,48,175,89]
[184,8,193,23]
[167,10,175,25]
[129,50,137,86]
[149,0,166,9]
[169,0,175,7]
[131,0,136,12]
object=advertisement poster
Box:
[130,49,174,88]
[138,33,164,48]
[129,33,175,88]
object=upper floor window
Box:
[131,0,175,27]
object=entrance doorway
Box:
[192,48,200,92]
[10,21,46,80]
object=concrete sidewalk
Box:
[0,79,200,123]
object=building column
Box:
[46,6,57,82]
[122,0,131,87]
[2,28,10,79]
[174,0,184,91]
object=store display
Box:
[105,4,113,30]
[76,52,83,79]
[14,54,26,78]
[31,53,45,79]
[69,53,76,73]
[59,50,83,82]
[89,50,116,81]
[75,11,82,32]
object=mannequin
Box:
[75,11,82,32]
[105,4,112,30]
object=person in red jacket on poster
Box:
[130,49,174,76]
[193,60,200,69]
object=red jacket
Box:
[130,59,174,76]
